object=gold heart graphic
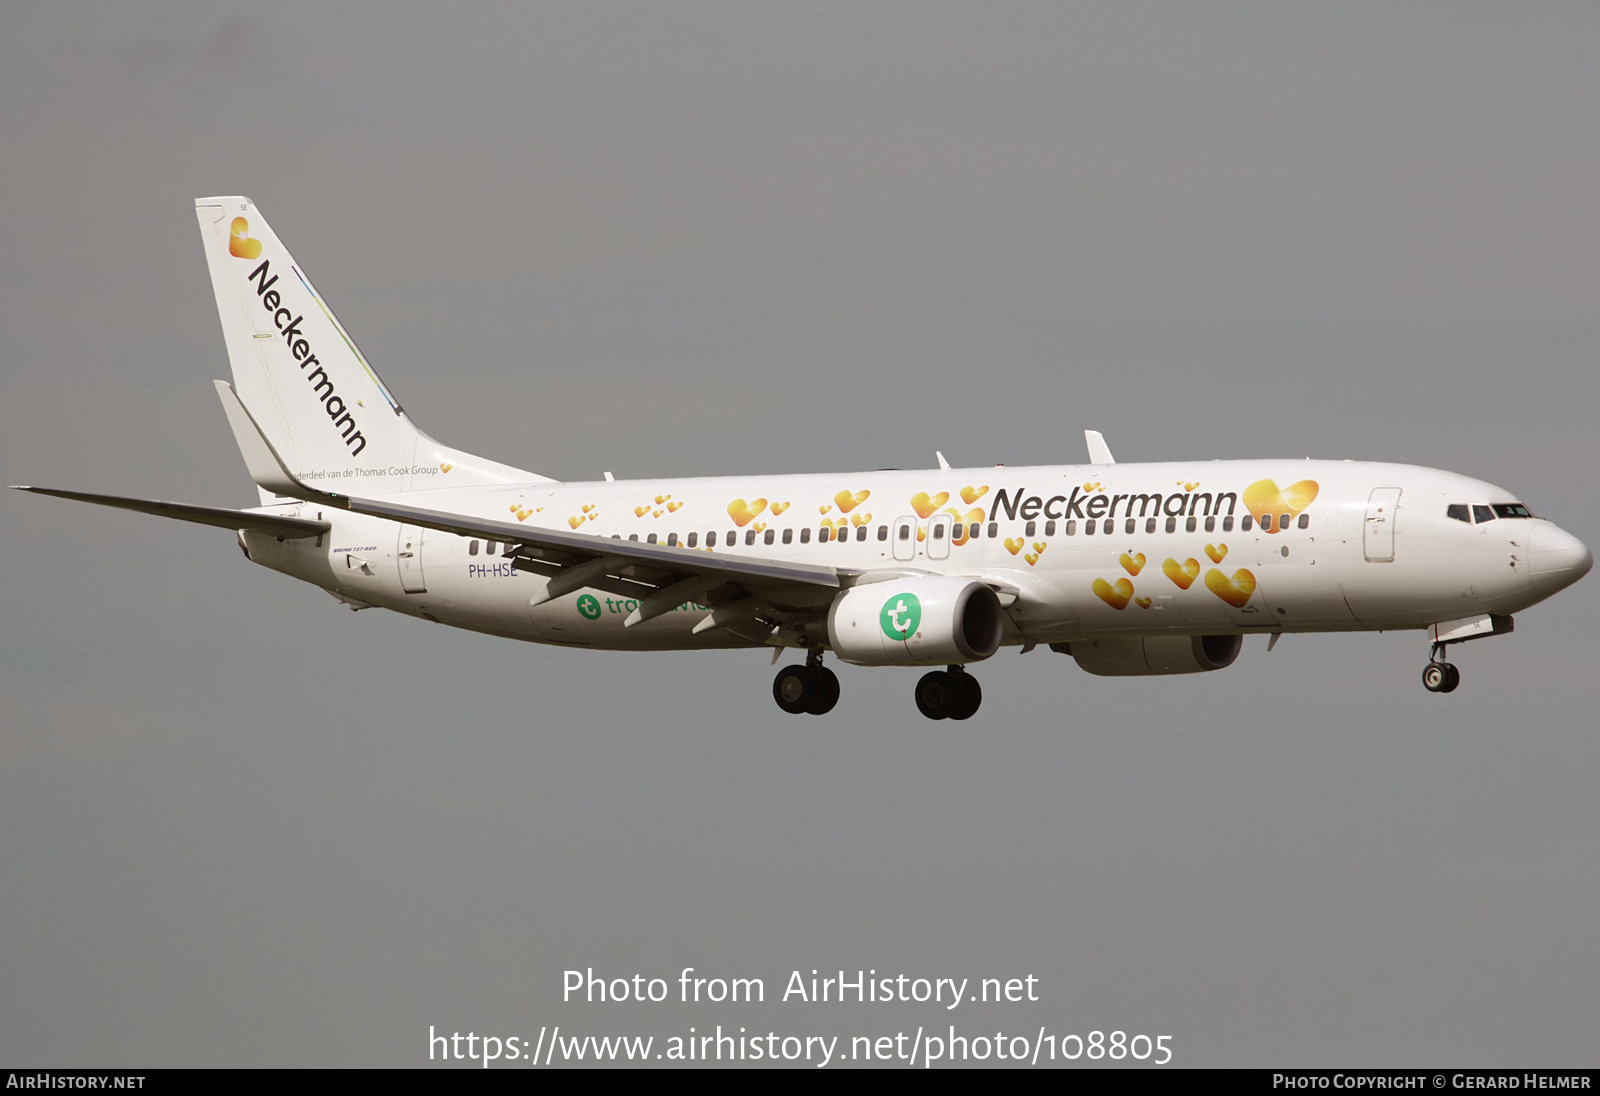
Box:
[535,507,543,513]
[835,489,870,513]
[916,526,926,542]
[587,512,597,521]
[851,512,872,527]
[1205,543,1227,564]
[634,506,649,517]
[654,494,671,504]
[1004,537,1024,556]
[1024,552,1039,566]
[1032,542,1047,554]
[911,492,950,519]
[1134,597,1153,609]
[652,510,662,518]
[727,498,768,527]
[516,509,531,521]
[582,504,594,513]
[567,516,583,529]
[819,505,832,515]
[1242,479,1320,531]
[228,217,262,260]
[1092,577,1134,610]
[770,501,790,516]
[1184,481,1199,492]
[1204,567,1257,608]
[440,462,453,473]
[1119,551,1146,576]
[752,522,767,533]
[960,485,989,505]
[508,504,519,513]
[1163,557,1201,590]
[667,501,683,513]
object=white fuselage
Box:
[238,458,1587,652]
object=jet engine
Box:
[827,577,1004,667]
[1059,634,1243,676]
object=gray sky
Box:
[1,2,1596,1067]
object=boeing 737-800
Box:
[15,198,1593,719]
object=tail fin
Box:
[194,197,549,493]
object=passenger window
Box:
[667,532,678,547]
[877,526,888,541]
[819,526,830,543]
[968,523,980,540]
[1146,518,1157,534]
[468,540,479,556]
[1473,505,1496,524]
[1446,504,1470,523]
[629,533,639,542]
[1085,519,1096,536]
[1125,518,1135,535]
[1165,516,1176,534]
[1065,520,1076,536]
[1279,513,1291,532]
[746,529,757,545]
[1297,514,1309,530]
[1102,519,1114,535]
[1205,516,1215,533]
[1024,521,1036,537]
[486,541,497,556]
[856,525,867,542]
[1186,516,1197,533]
[1261,515,1273,532]
[898,524,911,540]
[727,530,736,545]
[687,532,697,548]
[800,527,811,544]
[707,530,718,547]
[933,524,945,540]
[764,529,775,545]
[1223,515,1234,532]
[782,528,793,544]
[988,522,999,538]
[1044,520,1055,536]
[647,533,658,544]
[1240,515,1252,532]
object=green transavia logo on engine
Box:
[576,594,602,620]
[880,592,921,640]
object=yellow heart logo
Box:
[587,512,597,521]
[1134,597,1153,609]
[654,494,671,504]
[819,505,832,515]
[667,501,683,512]
[516,509,531,521]
[1004,537,1024,556]
[1024,552,1039,566]
[770,501,790,516]
[228,217,262,260]
[1032,542,1047,555]
[509,504,519,513]
[582,504,594,513]
[1205,543,1227,564]
[634,506,649,517]
[1163,557,1201,589]
[1242,479,1320,531]
[960,485,989,505]
[917,526,926,542]
[835,489,870,513]
[440,462,453,473]
[911,492,950,519]
[727,498,768,527]
[1092,577,1134,610]
[567,516,584,529]
[1119,551,1146,576]
[535,507,543,513]
[752,522,767,533]
[851,512,872,527]
[1204,567,1257,607]
[1184,481,1199,492]
[652,509,663,518]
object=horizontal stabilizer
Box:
[12,486,329,539]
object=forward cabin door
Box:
[1363,488,1402,563]
[397,524,427,592]
[892,516,916,562]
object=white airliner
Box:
[15,198,1593,719]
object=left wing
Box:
[11,486,330,539]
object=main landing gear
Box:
[773,649,840,715]
[915,666,982,721]
[1421,643,1460,694]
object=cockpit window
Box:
[1492,503,1534,519]
[1472,505,1495,524]
[1446,504,1469,523]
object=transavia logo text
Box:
[231,219,367,457]
[880,593,921,641]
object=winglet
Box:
[1085,430,1115,464]
[936,451,951,471]
[213,380,344,507]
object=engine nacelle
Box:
[1060,634,1243,676]
[827,577,1004,667]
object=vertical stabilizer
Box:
[193,197,549,493]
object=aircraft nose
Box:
[1529,523,1593,596]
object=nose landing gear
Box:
[914,666,982,720]
[1422,643,1460,694]
[773,648,840,715]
